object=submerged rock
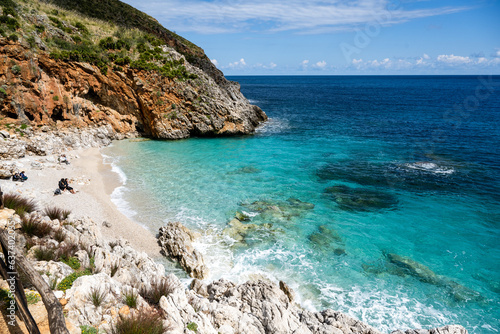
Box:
[241,197,315,223]
[324,185,398,212]
[317,160,460,193]
[158,222,209,279]
[222,217,282,247]
[364,253,482,303]
[229,166,262,174]
[385,253,441,285]
[309,225,346,255]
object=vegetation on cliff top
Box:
[0,0,201,79]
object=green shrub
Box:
[62,256,80,270]
[0,288,15,311]
[56,269,91,291]
[71,35,82,43]
[35,24,45,33]
[26,292,41,305]
[2,7,17,18]
[74,22,89,35]
[187,322,198,332]
[48,16,61,26]
[20,123,27,130]
[7,33,18,41]
[56,242,79,262]
[52,95,59,101]
[115,56,131,66]
[80,325,98,334]
[0,0,17,8]
[0,16,20,30]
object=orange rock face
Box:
[0,40,267,139]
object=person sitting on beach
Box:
[12,172,21,181]
[19,171,28,181]
[58,178,75,194]
[59,154,70,165]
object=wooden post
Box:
[0,231,69,334]
[0,231,40,333]
[0,186,4,209]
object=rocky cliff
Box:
[0,0,267,148]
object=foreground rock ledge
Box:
[0,210,469,333]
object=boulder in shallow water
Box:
[158,222,209,279]
[324,185,398,212]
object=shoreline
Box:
[0,146,162,258]
[0,143,470,334]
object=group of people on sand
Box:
[9,153,76,195]
[57,178,75,194]
[12,171,28,182]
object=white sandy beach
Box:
[0,147,162,257]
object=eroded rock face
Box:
[0,40,267,148]
[158,222,209,279]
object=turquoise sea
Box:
[102,76,500,333]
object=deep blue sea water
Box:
[103,76,500,333]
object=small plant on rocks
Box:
[3,193,37,216]
[43,206,71,221]
[122,289,138,309]
[110,311,165,334]
[34,247,56,261]
[87,286,107,307]
[139,277,177,305]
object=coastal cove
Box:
[102,75,500,333]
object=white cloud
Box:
[313,60,327,69]
[125,0,471,34]
[211,59,219,66]
[494,49,500,57]
[348,53,500,72]
[255,62,278,69]
[228,58,247,68]
[437,54,471,64]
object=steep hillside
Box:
[0,0,267,142]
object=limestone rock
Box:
[390,325,468,334]
[158,222,209,279]
[32,260,75,287]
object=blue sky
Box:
[121,0,500,75]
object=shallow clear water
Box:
[103,76,500,333]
